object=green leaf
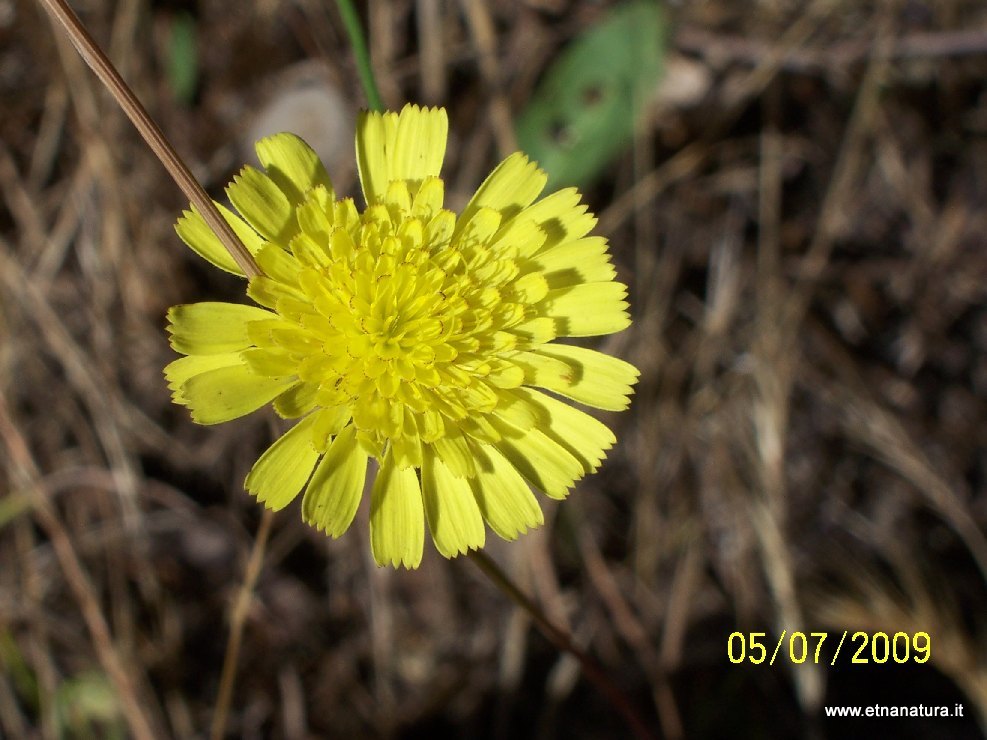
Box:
[0,631,38,709]
[515,1,667,188]
[0,491,32,530]
[167,11,198,106]
[56,671,126,740]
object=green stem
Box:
[468,550,656,740]
[336,0,385,113]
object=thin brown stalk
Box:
[210,509,275,740]
[0,393,160,740]
[460,0,517,156]
[34,0,261,278]
[468,550,657,740]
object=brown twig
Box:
[34,0,261,278]
[210,509,275,740]
[0,393,161,740]
[468,550,657,740]
[677,27,987,73]
[460,0,518,156]
[416,0,447,103]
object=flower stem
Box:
[468,550,657,740]
[336,0,386,113]
[211,508,274,740]
[34,0,261,278]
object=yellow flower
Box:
[165,104,638,567]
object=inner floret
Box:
[243,183,538,466]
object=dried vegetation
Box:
[1,0,986,738]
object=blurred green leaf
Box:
[56,671,126,740]
[0,631,39,711]
[516,1,667,189]
[0,491,32,530]
[167,11,198,106]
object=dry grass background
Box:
[2,0,987,738]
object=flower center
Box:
[247,188,536,463]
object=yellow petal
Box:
[290,233,332,270]
[514,388,614,474]
[355,109,394,206]
[521,344,639,411]
[255,132,334,205]
[488,217,545,259]
[486,359,525,389]
[273,381,318,418]
[492,388,542,431]
[520,187,596,251]
[493,425,584,500]
[384,179,412,213]
[255,243,302,286]
[456,207,502,250]
[425,209,455,248]
[457,152,546,235]
[302,425,368,537]
[175,202,264,276]
[241,348,297,376]
[309,405,352,451]
[508,316,557,346]
[356,104,448,206]
[245,413,321,510]
[392,104,448,187]
[505,272,549,305]
[177,361,298,424]
[457,413,501,444]
[412,176,445,218]
[296,185,335,243]
[539,282,631,337]
[523,237,616,289]
[226,166,296,246]
[247,275,309,311]
[468,443,543,540]
[432,432,476,478]
[391,432,423,470]
[421,447,485,558]
[167,302,274,356]
[370,449,425,568]
[163,352,244,402]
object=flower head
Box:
[165,104,638,567]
